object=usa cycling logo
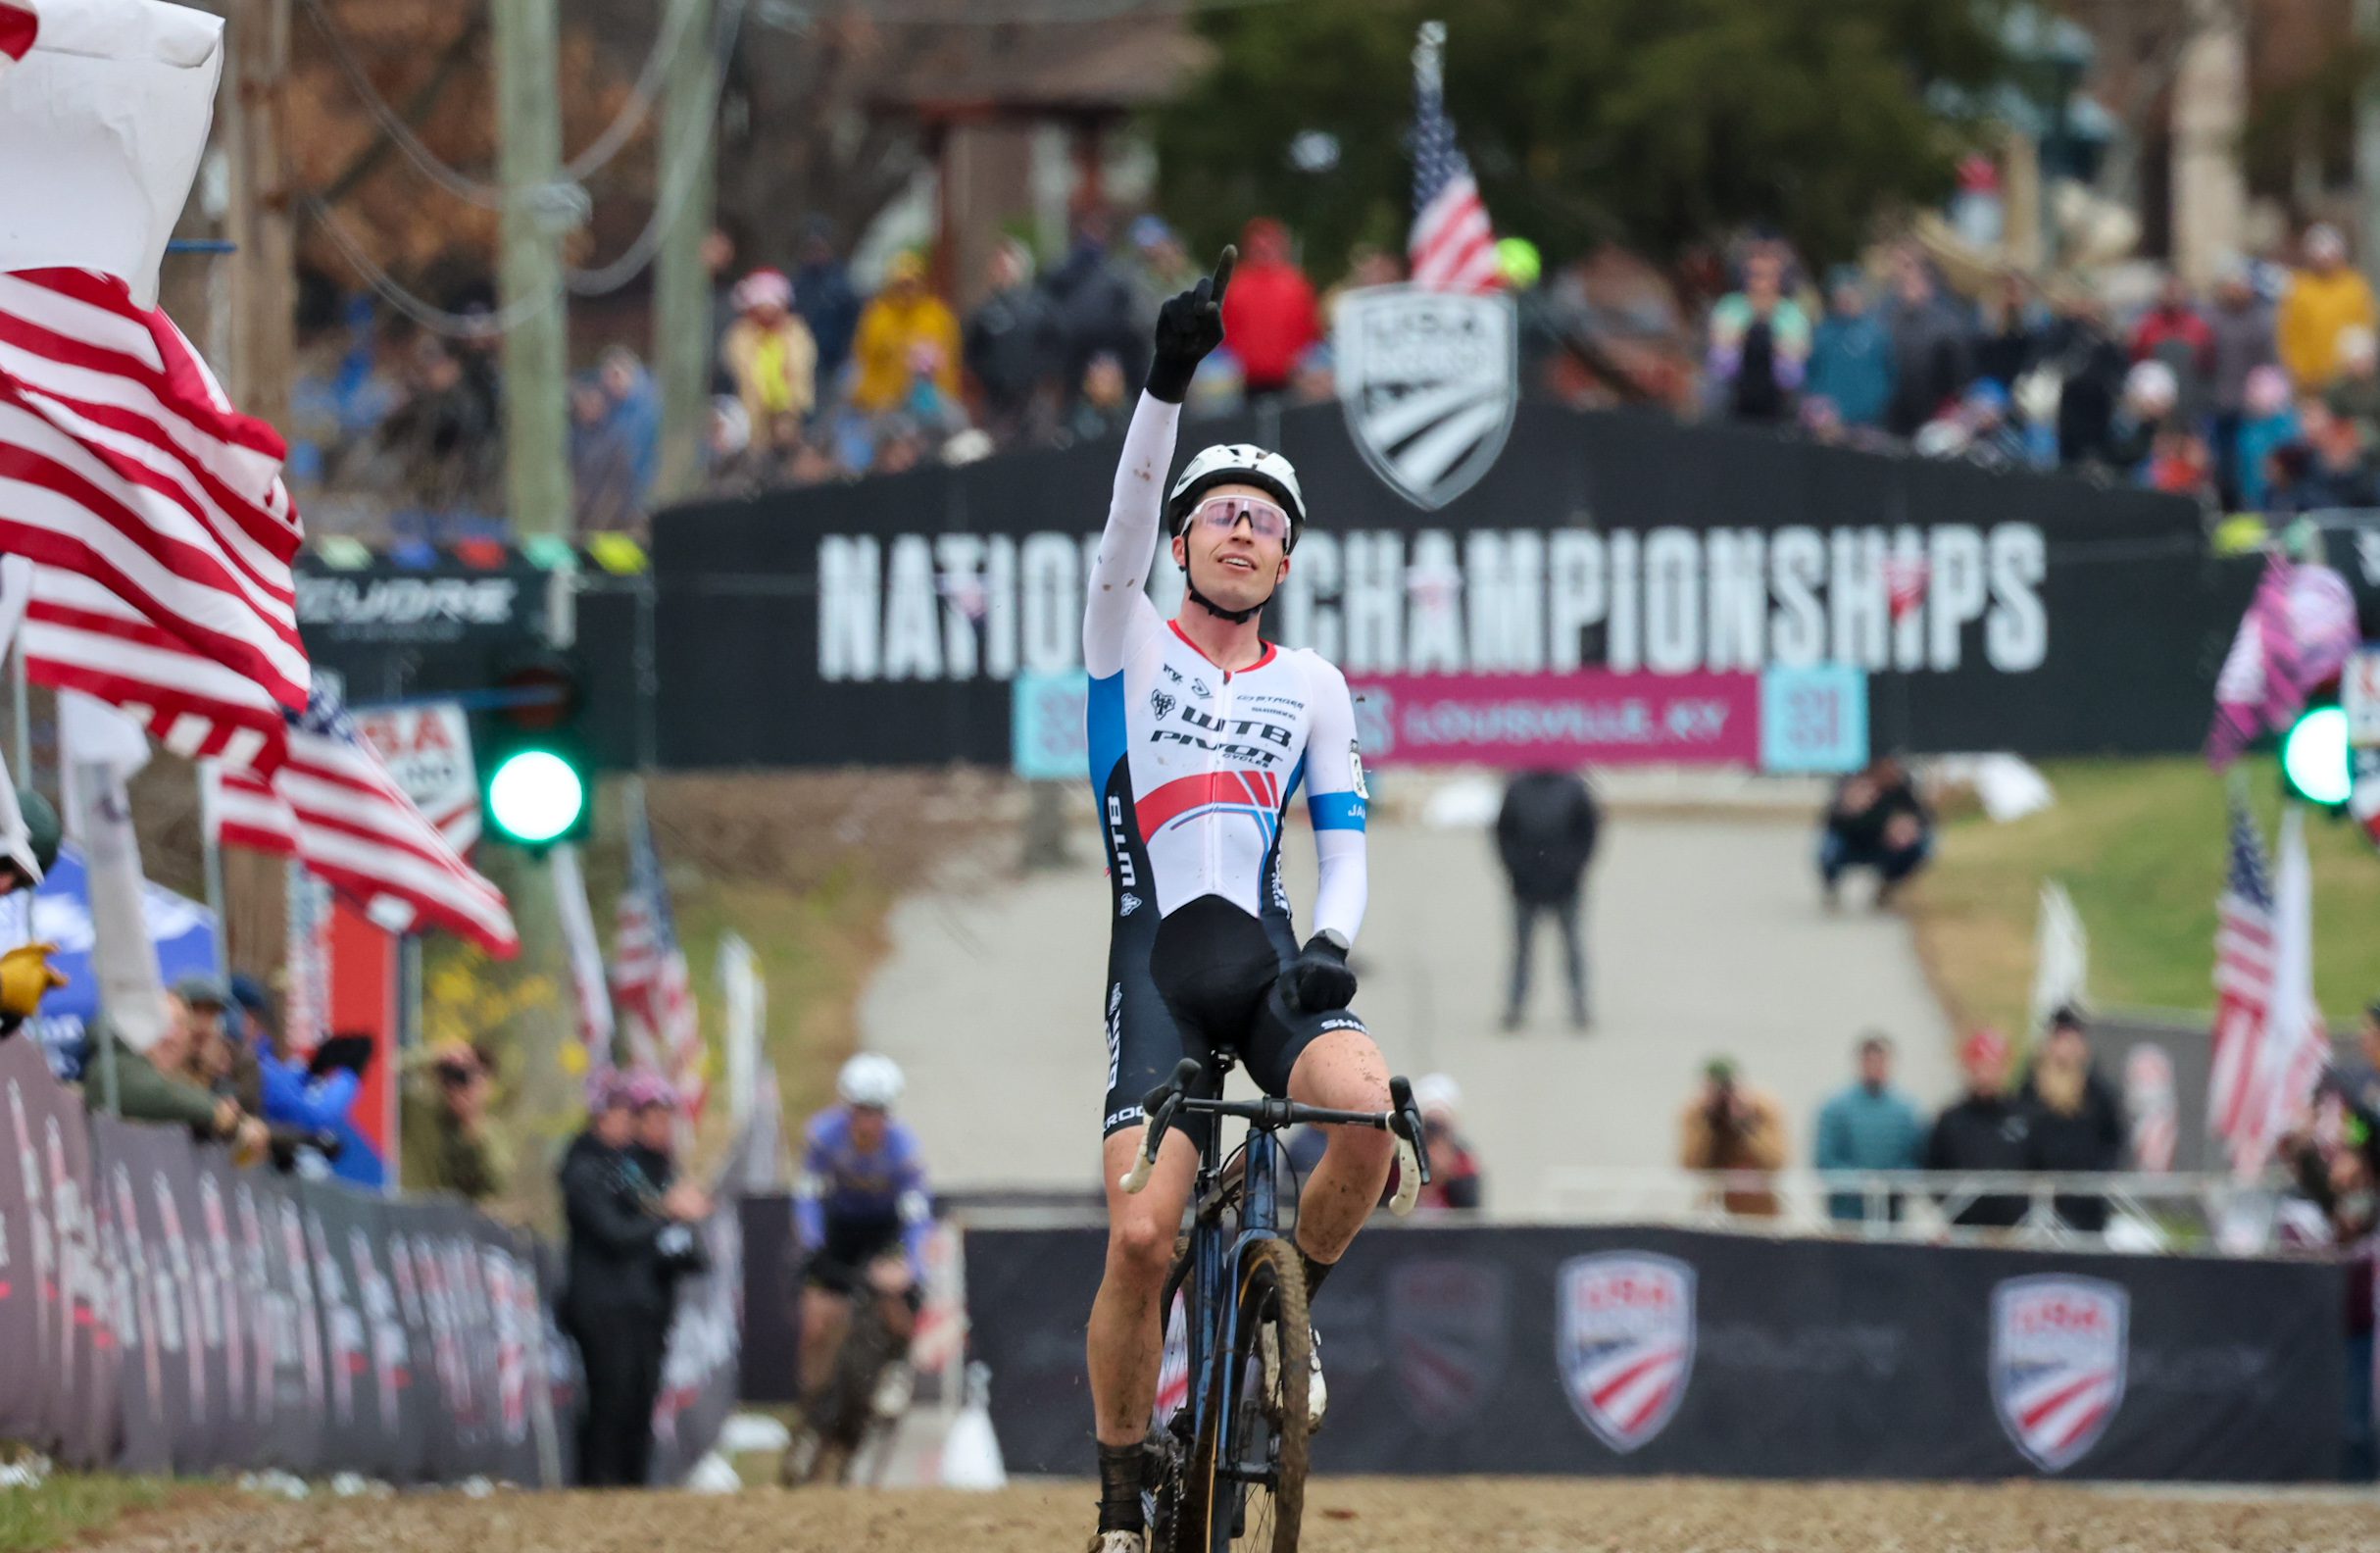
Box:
[1990,1275,2127,1472]
[1334,282,1517,510]
[1557,1253,1694,1453]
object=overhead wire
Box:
[299,0,705,210]
[567,0,750,294]
[305,0,750,326]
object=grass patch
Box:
[0,1470,175,1553]
[1913,756,2380,1038]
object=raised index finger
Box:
[1210,244,1237,303]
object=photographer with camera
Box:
[402,1037,513,1206]
[560,1070,712,1487]
[1678,1056,1788,1217]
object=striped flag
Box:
[1407,23,1501,294]
[2206,797,2326,1175]
[0,268,309,713]
[20,564,286,771]
[0,1,35,80]
[613,782,705,1118]
[2206,554,2360,770]
[210,685,519,958]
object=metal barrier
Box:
[1536,1167,2291,1251]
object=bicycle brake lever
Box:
[1121,1060,1204,1194]
[1386,1075,1430,1216]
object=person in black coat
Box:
[1494,769,1601,1030]
[2017,1009,2126,1232]
[1924,1028,2033,1228]
[1819,757,1931,908]
[560,1073,709,1487]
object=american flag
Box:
[209,684,519,958]
[20,565,286,771]
[613,782,705,1117]
[2206,554,2360,770]
[0,269,310,713]
[0,0,34,79]
[1407,24,1501,294]
[2206,797,2326,1175]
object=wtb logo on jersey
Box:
[1557,1252,1695,1453]
[1990,1275,2128,1473]
[1388,1257,1509,1430]
[1333,282,1517,510]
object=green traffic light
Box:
[2281,705,2353,807]
[487,749,586,844]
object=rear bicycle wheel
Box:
[1177,1238,1309,1553]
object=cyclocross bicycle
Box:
[1118,1055,1429,1553]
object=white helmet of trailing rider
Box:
[837,1052,905,1110]
[1165,443,1308,552]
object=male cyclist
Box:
[1082,247,1397,1553]
[786,1053,931,1450]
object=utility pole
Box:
[493,0,571,538]
[654,0,717,506]
[223,0,294,432]
[221,0,295,983]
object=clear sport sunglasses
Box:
[1186,492,1291,542]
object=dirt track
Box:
[85,1478,2380,1553]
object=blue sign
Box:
[5,844,219,1080]
[1760,665,1868,774]
[1013,670,1090,781]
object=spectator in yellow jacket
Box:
[2279,225,2378,389]
[851,251,961,414]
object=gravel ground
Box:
[81,1478,2380,1553]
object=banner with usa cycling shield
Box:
[1989,1275,2129,1473]
[1556,1252,1695,1453]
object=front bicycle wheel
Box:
[1178,1238,1310,1553]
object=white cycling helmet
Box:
[1165,443,1309,551]
[837,1052,905,1110]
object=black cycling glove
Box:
[1279,930,1357,1014]
[1144,245,1235,404]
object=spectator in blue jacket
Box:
[1806,270,1895,429]
[230,974,361,1141]
[1813,1033,1926,1223]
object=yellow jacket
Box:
[2278,267,2377,387]
[850,290,962,413]
[720,315,818,431]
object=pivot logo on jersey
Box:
[1334,283,1517,510]
[1349,741,1369,800]
[1150,691,1175,721]
[1557,1252,1695,1453]
[1389,1258,1509,1429]
[1119,891,1143,918]
[1990,1275,2127,1472]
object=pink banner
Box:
[1347,671,1761,768]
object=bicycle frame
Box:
[1171,1122,1283,1483]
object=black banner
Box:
[0,1040,580,1485]
[641,402,2241,768]
[966,1223,2346,1482]
[296,551,559,705]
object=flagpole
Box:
[1414,19,1445,91]
[8,632,25,780]
[199,760,230,979]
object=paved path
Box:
[864,810,1955,1215]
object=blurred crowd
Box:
[285,204,2380,540]
[1705,222,2380,516]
